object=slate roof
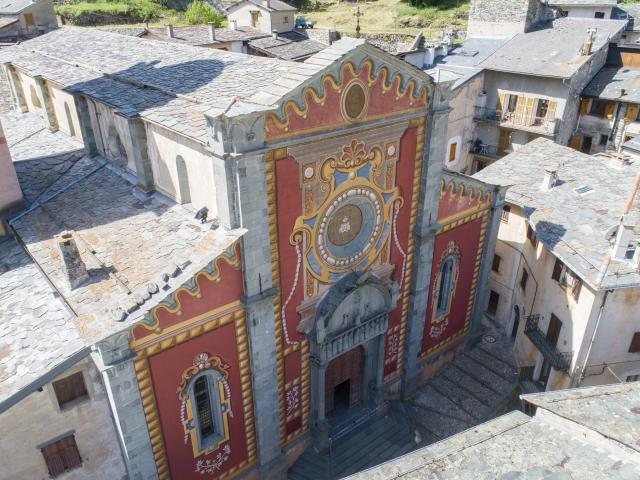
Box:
[614,3,640,31]
[480,17,626,79]
[346,383,640,479]
[0,0,38,14]
[207,0,241,13]
[0,15,17,29]
[0,111,244,411]
[522,382,640,456]
[249,30,327,61]
[0,28,365,143]
[233,0,296,12]
[583,65,640,103]
[97,26,148,37]
[145,25,269,46]
[473,138,640,290]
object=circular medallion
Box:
[342,80,368,122]
[304,166,314,179]
[327,204,363,246]
[316,187,384,270]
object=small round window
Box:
[343,81,367,121]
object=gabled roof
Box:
[0,0,43,14]
[548,0,617,6]
[144,24,269,46]
[227,0,297,13]
[248,30,327,61]
[583,65,640,104]
[480,17,626,79]
[473,138,640,291]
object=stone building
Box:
[0,28,504,480]
[474,139,640,392]
[0,0,57,41]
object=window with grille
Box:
[189,371,225,451]
[492,254,501,273]
[52,371,88,410]
[194,376,215,439]
[41,434,82,478]
[629,332,640,353]
[501,205,511,223]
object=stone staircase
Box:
[407,331,519,442]
[288,410,419,480]
[287,329,519,479]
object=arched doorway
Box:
[176,155,191,204]
[324,346,364,418]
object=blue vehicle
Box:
[295,16,316,29]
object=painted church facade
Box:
[1,31,504,480]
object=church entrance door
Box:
[324,346,364,418]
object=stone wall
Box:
[467,0,552,37]
[0,357,127,480]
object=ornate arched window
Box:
[431,241,461,324]
[178,353,232,456]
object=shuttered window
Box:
[629,332,640,353]
[492,254,501,273]
[501,205,511,223]
[625,104,639,122]
[41,434,82,478]
[449,142,457,163]
[552,258,563,281]
[526,224,538,247]
[52,371,88,409]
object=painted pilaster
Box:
[73,94,98,156]
[238,151,286,479]
[401,81,453,398]
[467,185,507,348]
[211,155,240,230]
[93,332,158,480]
[2,63,27,112]
[33,75,58,132]
[127,117,154,191]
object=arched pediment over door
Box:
[312,272,393,364]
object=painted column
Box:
[467,186,507,347]
[93,332,158,480]
[127,118,154,192]
[2,63,27,112]
[33,75,58,132]
[73,94,98,156]
[402,82,453,398]
[211,155,239,230]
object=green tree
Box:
[185,0,225,25]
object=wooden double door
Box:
[324,346,364,418]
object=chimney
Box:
[165,24,174,38]
[582,28,596,56]
[272,29,278,39]
[540,168,557,191]
[208,22,216,42]
[56,231,90,290]
[230,19,237,31]
[613,216,635,260]
[262,0,270,7]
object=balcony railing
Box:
[474,107,558,136]
[524,315,573,373]
[470,142,499,159]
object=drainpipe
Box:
[576,289,610,387]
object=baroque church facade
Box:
[0,29,504,479]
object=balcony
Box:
[524,315,573,373]
[474,107,558,136]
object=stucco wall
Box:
[489,204,599,390]
[0,357,126,480]
[86,100,136,172]
[563,6,613,19]
[47,84,82,140]
[270,10,294,33]
[228,3,270,33]
[445,73,484,173]
[16,69,44,118]
[145,123,218,215]
[0,120,23,216]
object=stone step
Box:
[467,347,518,384]
[440,364,496,406]
[454,354,514,395]
[428,375,486,421]
[407,403,471,440]
[410,384,477,424]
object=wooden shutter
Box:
[53,371,87,408]
[496,92,506,118]
[569,135,583,151]
[498,129,511,155]
[514,96,526,125]
[24,13,34,27]
[571,279,582,301]
[605,101,616,120]
[629,332,640,353]
[552,258,563,282]
[579,99,590,115]
[449,142,457,162]
[546,314,562,347]
[546,100,557,121]
[621,51,640,68]
[524,97,536,126]
[42,443,66,478]
[60,436,82,470]
[625,104,639,123]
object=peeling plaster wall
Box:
[0,357,127,480]
[86,100,136,173]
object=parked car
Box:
[295,16,316,28]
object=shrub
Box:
[55,0,164,25]
[184,0,225,25]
